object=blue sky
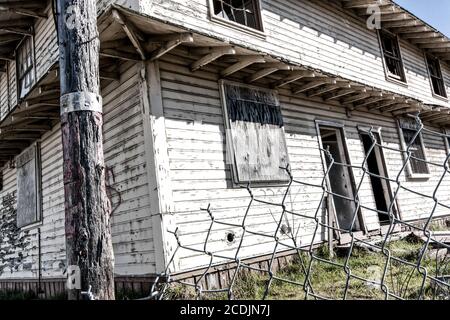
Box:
[394,0,450,37]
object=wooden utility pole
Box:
[57,0,115,299]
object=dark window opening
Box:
[212,0,263,31]
[0,170,3,192]
[379,31,406,82]
[319,126,362,232]
[402,128,429,175]
[360,133,392,225]
[426,56,447,98]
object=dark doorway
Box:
[319,126,362,232]
[360,132,392,225]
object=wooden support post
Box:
[139,61,178,273]
[57,0,115,300]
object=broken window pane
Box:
[380,31,405,82]
[223,83,289,184]
[212,0,262,31]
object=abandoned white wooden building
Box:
[0,0,449,297]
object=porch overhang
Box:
[339,0,450,64]
[97,5,449,125]
[1,3,450,169]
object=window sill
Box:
[210,15,266,40]
[406,173,431,180]
[431,92,448,103]
[20,220,43,231]
[385,74,408,87]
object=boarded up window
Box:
[222,82,289,184]
[16,143,41,228]
[399,119,429,175]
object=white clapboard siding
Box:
[145,0,449,108]
[102,61,156,275]
[34,4,59,81]
[158,53,450,272]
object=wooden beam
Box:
[100,48,141,61]
[221,55,266,77]
[341,93,371,104]
[325,88,356,101]
[111,9,146,60]
[273,70,316,88]
[308,83,350,98]
[148,33,194,61]
[0,27,32,36]
[246,63,292,83]
[0,8,47,18]
[190,46,236,71]
[293,79,337,94]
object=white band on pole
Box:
[60,92,102,115]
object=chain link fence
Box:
[147,115,450,300]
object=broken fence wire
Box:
[146,115,450,300]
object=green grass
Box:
[163,237,450,300]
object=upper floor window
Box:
[17,36,36,99]
[211,0,263,32]
[378,31,406,83]
[425,55,447,99]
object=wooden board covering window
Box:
[16,143,41,228]
[222,82,289,184]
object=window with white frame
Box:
[17,36,35,99]
[426,55,447,98]
[221,81,289,184]
[210,0,263,32]
[399,119,430,177]
[16,143,41,228]
[379,30,406,83]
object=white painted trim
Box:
[139,61,178,273]
[376,29,408,86]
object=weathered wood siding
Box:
[158,53,450,272]
[0,3,57,122]
[141,0,450,108]
[102,61,156,275]
[0,61,156,280]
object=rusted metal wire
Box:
[147,115,450,300]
